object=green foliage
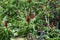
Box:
[0,0,60,39]
[0,27,13,40]
[44,28,60,40]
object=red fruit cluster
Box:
[4,21,7,27]
[50,22,54,28]
[31,13,35,19]
[26,15,30,23]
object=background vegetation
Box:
[0,0,60,40]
